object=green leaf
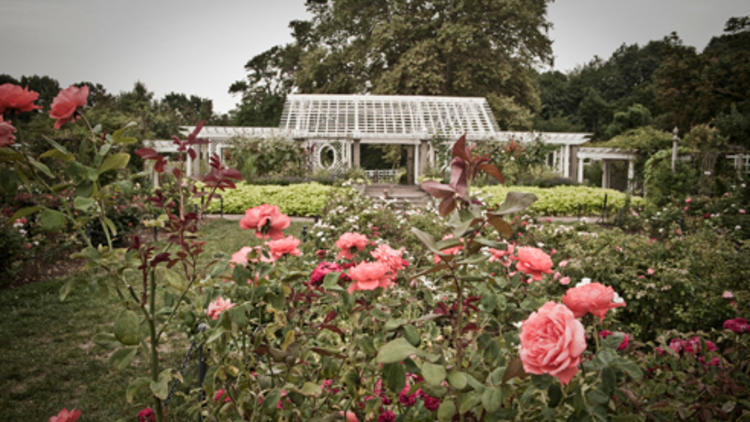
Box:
[382,362,406,394]
[322,271,341,289]
[300,382,322,397]
[402,325,420,347]
[421,362,446,386]
[490,192,538,216]
[459,391,481,414]
[616,359,643,381]
[385,318,407,331]
[411,227,441,254]
[447,370,468,390]
[40,209,66,231]
[587,388,610,405]
[42,135,71,154]
[98,152,130,174]
[150,369,171,400]
[281,330,295,351]
[601,367,617,393]
[114,310,141,345]
[126,377,150,403]
[29,157,54,178]
[40,148,74,161]
[547,384,562,408]
[109,346,138,370]
[437,400,456,422]
[9,205,43,222]
[481,386,503,412]
[376,337,419,364]
[74,196,96,212]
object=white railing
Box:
[365,169,401,183]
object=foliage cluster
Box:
[224,136,307,183]
[231,0,554,129]
[535,19,750,147]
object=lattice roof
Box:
[278,94,500,140]
[496,131,591,145]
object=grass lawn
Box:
[0,219,306,421]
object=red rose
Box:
[0,120,16,147]
[49,85,89,129]
[0,83,41,116]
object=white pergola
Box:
[495,131,590,179]
[576,147,638,191]
[145,95,597,186]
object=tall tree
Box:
[232,0,554,129]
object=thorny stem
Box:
[148,268,165,422]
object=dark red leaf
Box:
[154,160,166,173]
[150,252,171,267]
[451,135,471,162]
[323,310,338,324]
[135,147,160,160]
[188,148,197,161]
[420,180,455,199]
[477,163,504,183]
[438,196,457,216]
[321,324,343,335]
[461,323,479,335]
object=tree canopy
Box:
[230,0,554,129]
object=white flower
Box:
[575,277,592,287]
[612,291,625,304]
[736,225,742,231]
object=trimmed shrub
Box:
[203,182,340,216]
[479,185,645,216]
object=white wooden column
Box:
[627,160,635,192]
[577,157,585,184]
[601,160,609,189]
[563,145,571,178]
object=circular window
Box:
[319,144,336,169]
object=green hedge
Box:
[204,182,341,216]
[478,185,645,216]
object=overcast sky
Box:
[1,0,748,114]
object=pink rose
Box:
[335,232,369,260]
[647,268,655,275]
[723,318,749,334]
[685,197,692,204]
[559,276,571,285]
[137,408,155,422]
[339,411,358,422]
[49,409,81,422]
[519,302,586,385]
[50,85,89,129]
[207,297,235,320]
[230,246,272,265]
[0,120,16,147]
[240,204,290,240]
[514,247,553,281]
[371,243,406,279]
[347,261,393,294]
[740,209,746,214]
[722,290,734,299]
[266,235,301,260]
[562,282,626,321]
[0,83,40,115]
[488,243,515,267]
